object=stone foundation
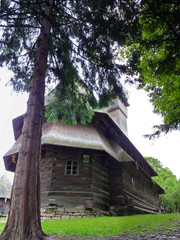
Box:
[41,206,112,220]
[41,205,154,220]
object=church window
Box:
[82,154,90,163]
[131,177,135,188]
[65,160,78,175]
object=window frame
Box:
[82,154,91,164]
[65,160,79,175]
[131,177,135,188]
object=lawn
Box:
[0,213,180,238]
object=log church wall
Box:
[40,145,111,219]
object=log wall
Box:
[121,162,160,213]
[41,146,92,207]
[91,153,110,210]
[39,145,161,219]
[40,145,111,219]
[109,159,125,207]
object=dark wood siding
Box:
[121,162,159,212]
[40,145,110,210]
[40,145,160,214]
[91,154,110,210]
[109,159,125,207]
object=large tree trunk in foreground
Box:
[1,2,53,239]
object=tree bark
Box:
[0,1,54,239]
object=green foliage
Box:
[146,157,180,213]
[0,0,139,125]
[45,86,95,125]
[1,1,179,131]
[124,0,180,136]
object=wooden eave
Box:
[12,114,24,140]
[4,119,128,172]
[5,111,158,178]
[157,184,165,194]
[93,112,158,177]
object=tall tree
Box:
[1,1,54,239]
[146,157,180,213]
[0,1,138,239]
[124,0,180,137]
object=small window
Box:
[12,153,18,163]
[131,177,135,188]
[65,160,78,175]
[83,154,90,163]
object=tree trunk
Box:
[1,1,53,239]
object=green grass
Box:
[0,213,180,238]
[0,221,6,234]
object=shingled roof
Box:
[4,109,157,178]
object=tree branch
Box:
[0,24,40,28]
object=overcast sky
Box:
[0,68,179,183]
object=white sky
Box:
[0,68,179,184]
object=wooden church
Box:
[0,175,12,216]
[3,97,164,219]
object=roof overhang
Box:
[4,118,133,172]
[4,111,157,178]
[92,112,158,177]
